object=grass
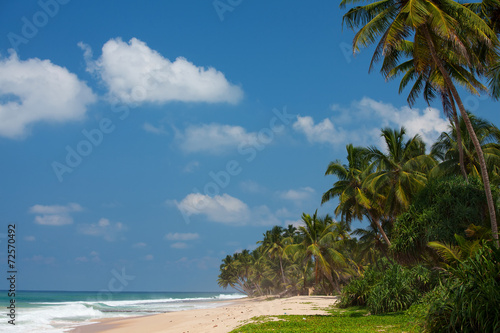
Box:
[230,306,420,333]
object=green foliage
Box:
[368,263,435,314]
[391,176,493,261]
[423,242,500,332]
[339,260,436,314]
[338,266,382,308]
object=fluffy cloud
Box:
[80,38,243,104]
[173,193,280,226]
[0,52,96,139]
[293,116,347,145]
[356,97,449,147]
[78,218,126,241]
[279,187,315,201]
[177,123,258,154]
[293,97,449,149]
[29,203,83,226]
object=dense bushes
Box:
[391,176,494,262]
[422,242,500,332]
[339,261,436,314]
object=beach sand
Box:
[71,295,338,333]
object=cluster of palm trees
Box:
[217,118,500,296]
[217,217,355,296]
[341,0,500,245]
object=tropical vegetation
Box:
[220,0,500,331]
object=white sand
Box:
[71,295,338,333]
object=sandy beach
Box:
[71,295,338,333]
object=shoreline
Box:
[70,295,338,333]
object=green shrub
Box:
[368,264,434,314]
[340,261,436,314]
[339,266,382,308]
[424,242,500,332]
[391,176,494,263]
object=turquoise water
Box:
[0,290,246,332]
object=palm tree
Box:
[385,40,488,182]
[285,211,347,293]
[341,0,500,245]
[259,226,288,287]
[322,144,392,246]
[218,254,251,295]
[365,127,436,222]
[431,113,500,186]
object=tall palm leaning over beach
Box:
[321,144,392,247]
[385,39,488,182]
[341,0,500,245]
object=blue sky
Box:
[0,0,499,292]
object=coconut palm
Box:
[285,211,347,293]
[431,113,500,186]
[385,40,488,181]
[258,226,290,286]
[322,144,392,246]
[365,127,436,222]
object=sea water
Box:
[0,290,246,332]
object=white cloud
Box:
[239,180,266,193]
[293,116,347,145]
[171,242,188,249]
[173,193,280,226]
[143,122,167,135]
[279,187,315,201]
[78,218,126,241]
[293,97,449,149]
[356,97,449,147]
[29,203,83,226]
[80,38,243,104]
[285,219,305,228]
[177,123,257,154]
[0,52,96,139]
[145,254,154,261]
[24,236,35,242]
[133,242,147,248]
[183,161,200,173]
[28,255,56,265]
[165,232,200,241]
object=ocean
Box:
[0,290,246,332]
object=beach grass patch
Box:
[230,307,419,333]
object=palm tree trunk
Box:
[368,211,392,247]
[450,96,468,182]
[423,25,499,247]
[279,256,287,286]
